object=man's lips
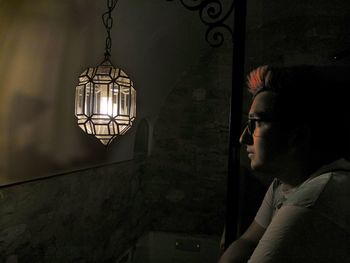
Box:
[246,149,254,158]
[246,148,254,154]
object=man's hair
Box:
[247,65,273,96]
[246,64,350,162]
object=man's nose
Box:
[239,126,253,145]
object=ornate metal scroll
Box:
[166,0,234,47]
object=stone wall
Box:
[143,45,232,236]
[0,160,148,262]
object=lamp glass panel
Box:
[111,83,119,116]
[95,124,109,135]
[130,87,136,119]
[93,84,110,115]
[75,85,85,115]
[119,85,130,115]
[84,83,93,116]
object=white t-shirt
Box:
[250,158,350,262]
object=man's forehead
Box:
[248,111,274,118]
[249,91,278,118]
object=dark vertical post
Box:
[224,0,247,249]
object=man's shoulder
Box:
[313,168,350,234]
[250,205,350,263]
[284,158,350,207]
[283,172,332,208]
[284,158,350,233]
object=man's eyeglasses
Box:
[244,118,274,137]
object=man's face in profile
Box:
[240,91,288,174]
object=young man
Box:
[219,65,350,263]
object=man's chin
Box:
[250,160,261,171]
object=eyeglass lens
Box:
[247,119,255,135]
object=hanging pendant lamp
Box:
[75,0,136,146]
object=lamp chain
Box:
[103,0,119,60]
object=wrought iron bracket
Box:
[166,0,234,47]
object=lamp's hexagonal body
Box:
[75,60,136,146]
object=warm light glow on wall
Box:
[75,60,136,146]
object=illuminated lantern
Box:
[74,0,136,146]
[75,60,136,146]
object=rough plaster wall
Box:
[0,160,148,262]
[245,0,350,68]
[143,44,232,236]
